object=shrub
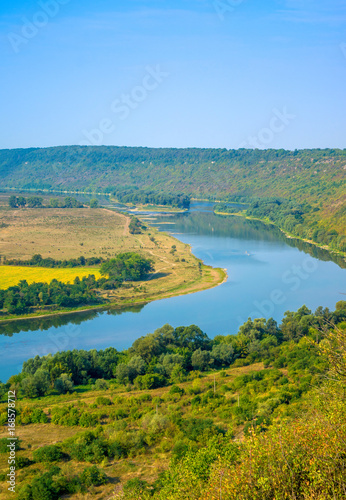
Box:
[95,396,112,406]
[18,407,48,425]
[134,373,166,390]
[123,478,151,498]
[17,466,81,500]
[94,379,109,390]
[169,385,185,395]
[79,412,99,428]
[33,445,63,463]
[51,406,80,426]
[63,431,111,463]
[80,465,107,486]
[16,456,33,469]
[0,437,20,453]
[111,408,129,420]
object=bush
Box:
[18,407,48,425]
[0,437,20,453]
[95,396,112,406]
[63,431,111,463]
[169,385,185,395]
[33,445,63,463]
[80,465,107,486]
[123,478,151,498]
[16,456,33,469]
[79,412,99,428]
[51,406,80,426]
[134,373,166,390]
[94,379,109,390]
[17,466,81,500]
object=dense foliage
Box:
[246,198,346,252]
[114,187,190,209]
[0,253,153,315]
[129,216,145,234]
[7,301,345,397]
[0,275,112,315]
[8,195,84,209]
[1,146,344,252]
[0,302,345,499]
[100,252,154,282]
[2,253,104,268]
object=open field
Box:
[0,266,102,289]
[0,363,264,500]
[0,204,225,318]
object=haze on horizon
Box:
[1,0,346,151]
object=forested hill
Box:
[0,146,345,250]
[0,146,344,201]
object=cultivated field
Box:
[0,201,225,317]
[0,266,101,289]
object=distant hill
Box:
[0,146,345,251]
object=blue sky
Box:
[1,0,346,149]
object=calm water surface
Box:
[0,202,345,381]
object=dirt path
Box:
[101,208,130,236]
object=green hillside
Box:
[0,302,345,499]
[0,146,345,251]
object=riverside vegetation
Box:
[0,302,345,499]
[0,146,345,252]
[0,198,225,319]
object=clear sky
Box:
[1,0,346,150]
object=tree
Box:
[116,355,146,384]
[161,353,184,375]
[89,198,99,208]
[21,370,50,398]
[17,196,26,208]
[100,252,154,281]
[54,374,74,394]
[8,195,17,208]
[211,343,234,367]
[191,349,212,371]
[49,198,60,208]
[27,196,43,208]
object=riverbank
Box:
[0,264,227,323]
[0,206,227,323]
[214,210,346,261]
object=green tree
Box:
[100,252,154,281]
[191,349,212,371]
[17,196,27,207]
[8,195,17,208]
[89,198,99,208]
[54,374,74,394]
[21,370,50,398]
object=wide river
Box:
[0,202,345,382]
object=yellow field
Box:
[0,266,101,289]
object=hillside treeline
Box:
[5,301,344,395]
[0,146,344,253]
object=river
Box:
[0,201,345,382]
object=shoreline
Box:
[0,264,227,324]
[214,211,346,261]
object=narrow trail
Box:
[135,236,179,278]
